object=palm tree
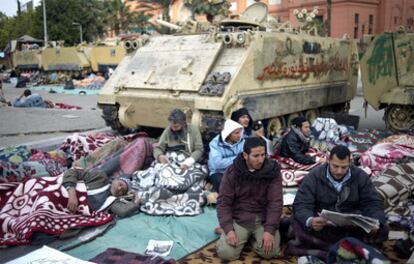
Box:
[183,0,230,22]
[103,0,135,35]
[139,0,174,22]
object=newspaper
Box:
[320,209,380,233]
[145,240,174,257]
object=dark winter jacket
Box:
[293,163,386,228]
[278,129,315,164]
[217,154,283,235]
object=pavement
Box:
[0,83,108,149]
[0,81,388,150]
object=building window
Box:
[368,14,373,34]
[394,16,398,24]
[354,13,359,39]
[268,0,281,5]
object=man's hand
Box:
[67,188,78,213]
[311,217,327,231]
[158,155,169,164]
[133,191,141,205]
[262,231,274,255]
[226,230,239,247]
[180,164,189,171]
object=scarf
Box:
[234,153,279,181]
[292,126,311,145]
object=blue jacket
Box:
[208,135,245,175]
[13,94,48,108]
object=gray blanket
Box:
[132,151,207,216]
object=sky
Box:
[1,0,41,17]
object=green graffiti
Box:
[366,35,394,84]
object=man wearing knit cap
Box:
[208,119,245,192]
[231,108,253,138]
[216,137,283,261]
[153,108,204,171]
[63,169,138,217]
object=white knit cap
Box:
[221,119,243,141]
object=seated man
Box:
[63,168,138,217]
[216,137,283,261]
[13,89,48,108]
[291,145,388,257]
[154,108,204,169]
[279,116,325,165]
[208,119,245,192]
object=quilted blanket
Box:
[0,176,113,246]
[132,152,207,216]
[360,136,414,177]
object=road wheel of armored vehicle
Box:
[384,105,414,132]
[267,117,286,138]
[101,104,128,134]
[304,109,319,124]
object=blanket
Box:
[0,149,67,183]
[327,237,390,264]
[74,135,154,177]
[272,149,325,187]
[90,248,177,264]
[132,152,207,216]
[60,132,119,160]
[372,162,414,216]
[360,136,414,177]
[0,176,113,246]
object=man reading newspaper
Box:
[289,145,388,259]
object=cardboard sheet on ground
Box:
[66,207,219,261]
[31,85,101,95]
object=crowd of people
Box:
[1,104,412,262]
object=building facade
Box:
[231,0,414,38]
[124,0,414,38]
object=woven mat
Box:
[178,239,407,264]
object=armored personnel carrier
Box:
[98,3,359,139]
[360,29,414,132]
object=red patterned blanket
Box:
[0,176,113,246]
[272,149,326,187]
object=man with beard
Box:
[216,137,283,261]
[154,108,204,170]
[279,116,326,165]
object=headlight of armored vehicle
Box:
[236,33,245,44]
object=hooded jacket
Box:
[208,120,244,175]
[293,163,386,228]
[217,154,283,235]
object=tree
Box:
[34,0,106,45]
[103,0,151,35]
[0,10,40,50]
[139,0,174,22]
[183,0,230,22]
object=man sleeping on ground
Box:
[0,169,139,246]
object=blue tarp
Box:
[30,85,101,95]
[66,207,219,261]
